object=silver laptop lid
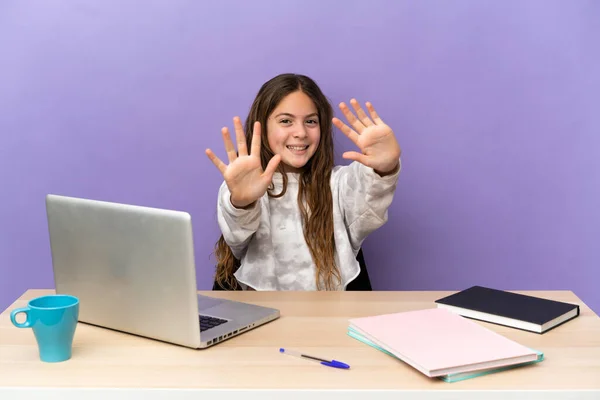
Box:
[46,194,202,348]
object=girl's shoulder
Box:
[330,162,364,188]
[331,161,365,179]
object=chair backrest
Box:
[212,247,372,291]
[346,247,372,291]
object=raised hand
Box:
[205,117,281,208]
[332,99,401,175]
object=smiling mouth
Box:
[286,145,309,151]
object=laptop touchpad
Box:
[197,295,226,311]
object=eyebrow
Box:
[274,112,319,119]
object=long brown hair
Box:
[213,73,340,290]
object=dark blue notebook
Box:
[435,286,580,334]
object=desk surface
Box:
[1,289,599,398]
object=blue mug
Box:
[10,294,79,362]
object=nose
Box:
[292,125,308,139]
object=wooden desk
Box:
[1,290,599,399]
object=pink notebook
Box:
[348,308,539,377]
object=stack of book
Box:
[347,286,579,383]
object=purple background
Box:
[1,1,599,314]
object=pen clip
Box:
[321,360,350,369]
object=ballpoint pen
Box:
[279,348,350,369]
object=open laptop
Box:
[45,194,280,349]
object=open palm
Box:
[205,117,281,208]
[333,99,401,174]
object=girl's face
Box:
[266,90,321,173]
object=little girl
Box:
[205,73,401,291]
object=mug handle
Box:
[10,307,32,328]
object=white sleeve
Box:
[336,159,401,251]
[216,181,262,260]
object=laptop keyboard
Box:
[199,315,228,332]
